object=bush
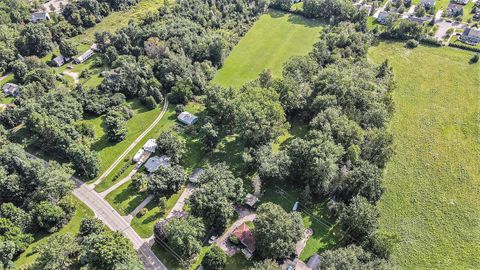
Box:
[175,104,185,114]
[143,96,158,110]
[470,54,479,64]
[405,39,419,48]
[203,246,227,270]
[229,234,239,245]
[138,208,148,217]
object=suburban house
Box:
[52,55,70,67]
[306,253,321,269]
[460,27,480,45]
[74,49,95,64]
[232,223,256,259]
[144,155,170,173]
[132,139,158,164]
[452,0,468,4]
[31,12,50,23]
[177,111,198,125]
[377,11,393,24]
[189,168,204,184]
[446,3,464,17]
[407,15,433,24]
[2,83,20,97]
[420,0,435,9]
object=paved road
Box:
[93,99,169,187]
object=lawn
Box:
[212,9,323,88]
[368,42,480,269]
[14,198,93,267]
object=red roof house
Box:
[232,223,256,256]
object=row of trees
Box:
[0,132,78,268]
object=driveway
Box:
[166,183,195,219]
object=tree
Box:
[156,131,186,164]
[148,165,187,195]
[67,144,100,179]
[0,203,31,231]
[255,144,291,182]
[271,0,292,11]
[79,217,106,237]
[199,122,219,150]
[361,128,394,169]
[31,201,68,232]
[132,173,149,192]
[203,246,227,270]
[234,85,288,146]
[0,218,33,268]
[169,81,193,104]
[31,233,80,270]
[317,245,390,269]
[339,196,379,241]
[15,23,54,57]
[254,203,304,259]
[163,217,205,257]
[59,39,78,58]
[335,161,383,204]
[247,260,281,270]
[189,164,243,231]
[470,54,479,64]
[105,109,128,142]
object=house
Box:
[2,83,20,97]
[460,27,480,45]
[407,15,433,24]
[31,12,50,23]
[358,4,373,16]
[446,3,464,17]
[377,11,393,24]
[177,111,198,125]
[306,253,321,269]
[143,139,157,153]
[52,55,69,67]
[133,148,145,163]
[232,223,256,259]
[144,155,170,173]
[452,0,468,4]
[74,49,95,64]
[189,168,204,184]
[244,193,259,208]
[420,0,435,9]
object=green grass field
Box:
[212,9,322,88]
[14,198,93,267]
[368,42,480,269]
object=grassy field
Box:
[212,9,323,88]
[14,198,93,267]
[368,42,480,269]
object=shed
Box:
[144,155,170,173]
[244,193,259,208]
[2,83,20,97]
[143,139,158,153]
[133,148,145,163]
[177,111,198,125]
[31,12,50,23]
[452,0,468,4]
[307,253,321,269]
[74,49,95,64]
[189,168,204,184]
[52,55,67,67]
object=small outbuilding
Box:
[31,12,50,23]
[133,148,145,163]
[177,111,198,126]
[74,49,95,64]
[2,83,20,97]
[143,139,158,153]
[244,193,259,208]
[307,253,321,269]
[52,55,69,67]
[189,168,205,184]
[144,155,170,173]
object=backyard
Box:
[368,42,480,269]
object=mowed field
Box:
[212,10,322,88]
[368,42,480,269]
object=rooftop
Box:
[144,155,170,173]
[177,111,198,125]
[232,223,256,253]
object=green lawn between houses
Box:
[212,9,323,88]
[13,198,93,268]
[368,42,480,269]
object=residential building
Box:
[407,15,433,24]
[446,3,464,17]
[144,155,170,173]
[2,83,20,97]
[31,12,50,23]
[452,0,468,4]
[232,223,256,259]
[52,55,68,67]
[420,0,435,9]
[177,111,198,125]
[143,139,158,153]
[460,27,480,45]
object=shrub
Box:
[175,104,185,114]
[405,39,419,48]
[203,246,227,270]
[229,234,239,245]
[470,54,479,64]
[138,208,148,217]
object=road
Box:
[93,99,169,187]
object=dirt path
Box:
[92,99,169,187]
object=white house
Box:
[177,111,198,125]
[143,139,157,153]
[31,12,50,23]
[144,155,170,173]
[133,148,145,163]
[74,49,95,64]
[2,83,20,97]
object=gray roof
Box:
[144,155,170,173]
[2,83,19,96]
[52,55,66,66]
[75,49,95,63]
[306,253,321,269]
[421,0,435,6]
[447,3,463,11]
[462,27,480,38]
[177,111,198,125]
[31,12,50,22]
[143,139,157,153]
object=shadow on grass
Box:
[267,8,324,28]
[110,182,148,215]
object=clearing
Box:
[368,42,480,269]
[212,9,323,88]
